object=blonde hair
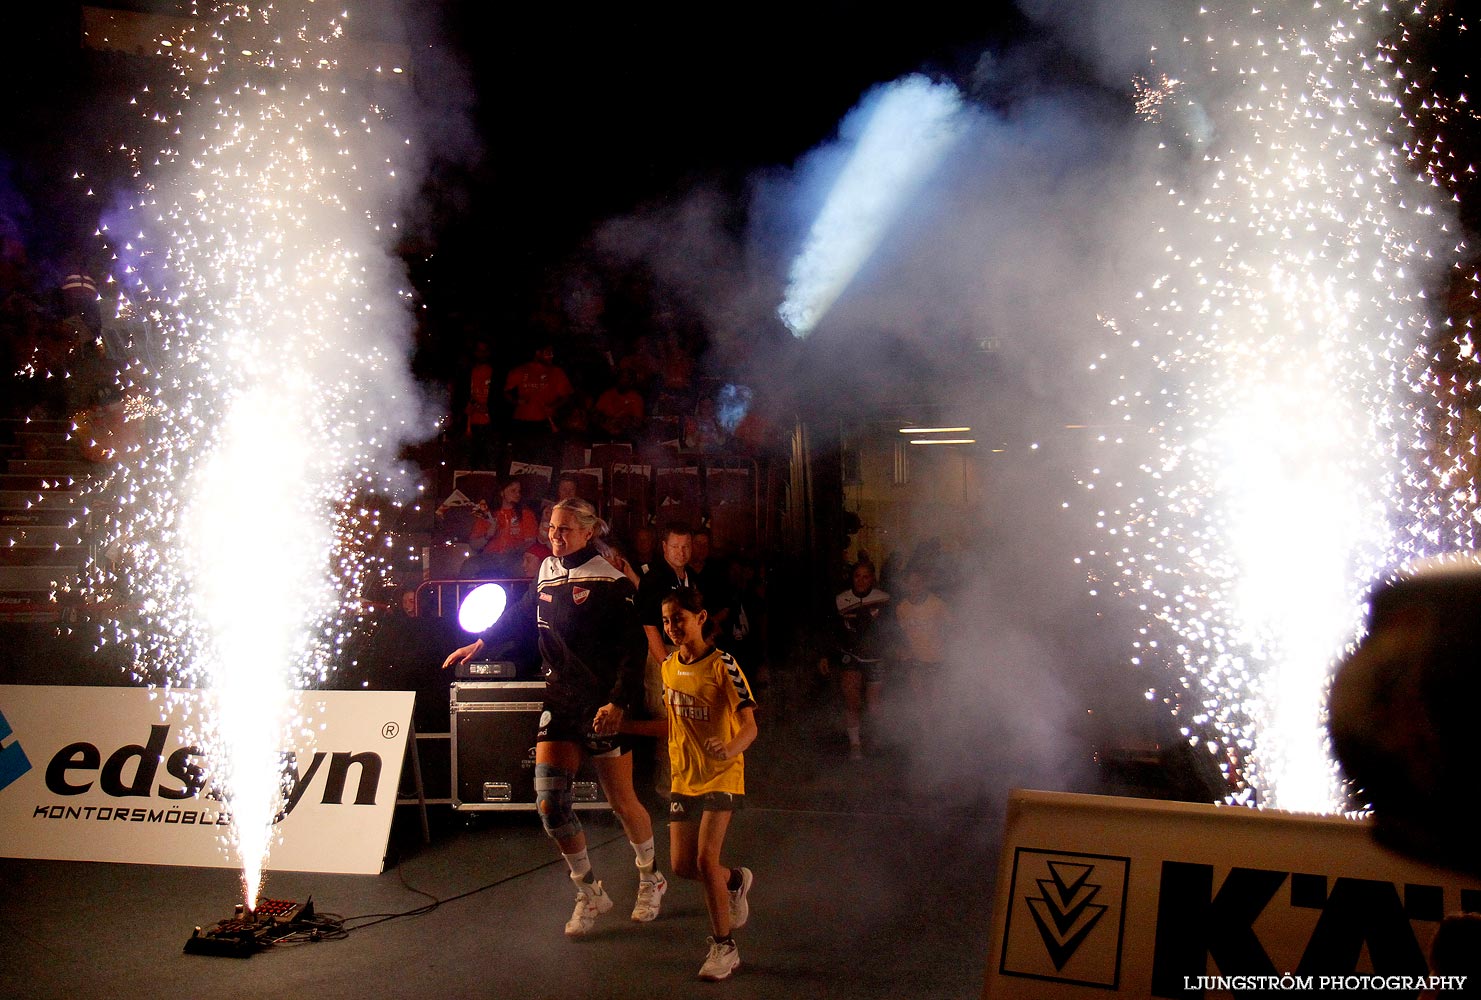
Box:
[551,497,614,557]
[550,496,605,533]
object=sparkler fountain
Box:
[1087,0,1477,812]
[78,2,424,907]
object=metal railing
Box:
[411,576,533,619]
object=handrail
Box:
[411,576,533,619]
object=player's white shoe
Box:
[565,879,612,937]
[727,867,753,929]
[698,936,741,981]
[632,872,668,922]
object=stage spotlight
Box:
[457,583,507,634]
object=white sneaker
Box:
[727,867,753,929]
[564,879,613,937]
[632,872,667,922]
[698,936,741,981]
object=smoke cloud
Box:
[586,6,1198,812]
[587,0,1468,814]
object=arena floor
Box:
[0,707,1017,1000]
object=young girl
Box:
[660,586,759,981]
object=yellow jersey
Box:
[662,646,756,797]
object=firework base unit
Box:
[982,790,1481,999]
[449,681,609,811]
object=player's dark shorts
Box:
[536,702,632,757]
[840,654,885,685]
[668,791,746,821]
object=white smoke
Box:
[583,0,1467,814]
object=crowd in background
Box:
[3,231,978,751]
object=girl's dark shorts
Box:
[667,791,746,822]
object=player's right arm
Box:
[442,638,485,670]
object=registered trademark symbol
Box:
[381,721,400,739]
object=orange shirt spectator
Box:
[471,481,540,557]
[504,344,574,426]
[467,341,495,433]
[594,370,645,438]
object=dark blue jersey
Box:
[483,544,647,715]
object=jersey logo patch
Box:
[539,592,553,602]
[572,586,590,605]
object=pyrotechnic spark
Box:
[1088,1,1476,812]
[72,2,425,905]
[1133,72,1182,123]
[779,75,969,337]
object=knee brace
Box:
[534,763,582,840]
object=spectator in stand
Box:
[542,473,581,524]
[819,560,892,761]
[504,342,573,467]
[2,291,55,419]
[463,478,540,578]
[733,399,778,457]
[593,367,646,442]
[617,341,658,400]
[605,539,643,589]
[58,268,101,338]
[558,266,616,392]
[459,339,497,469]
[682,397,729,453]
[559,388,593,453]
[690,527,736,640]
[630,525,657,578]
[726,554,767,701]
[521,541,552,578]
[650,329,696,417]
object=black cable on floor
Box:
[263,828,629,946]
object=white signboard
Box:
[984,790,1481,998]
[0,685,413,875]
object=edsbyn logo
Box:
[0,709,34,792]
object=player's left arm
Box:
[705,706,757,761]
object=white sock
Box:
[563,848,592,883]
[633,837,657,880]
[847,726,862,747]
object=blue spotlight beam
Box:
[779,75,969,338]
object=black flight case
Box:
[449,680,610,812]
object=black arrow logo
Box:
[1025,861,1108,970]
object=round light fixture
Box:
[458,583,507,634]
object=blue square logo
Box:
[0,710,34,793]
